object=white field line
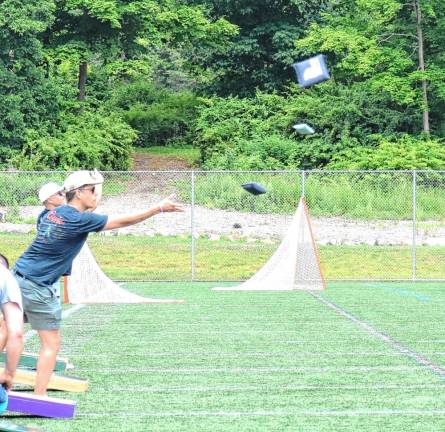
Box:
[94,383,445,393]
[416,340,445,343]
[62,321,344,326]
[309,292,445,378]
[24,304,86,342]
[80,365,425,374]
[55,351,420,358]
[47,337,381,342]
[62,329,369,335]
[78,409,445,418]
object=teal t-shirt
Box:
[15,205,108,286]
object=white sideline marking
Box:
[81,365,425,373]
[63,329,350,335]
[59,350,421,359]
[96,383,445,393]
[78,409,445,418]
[63,320,339,325]
[417,340,445,343]
[24,304,86,342]
[309,292,445,378]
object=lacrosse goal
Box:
[213,197,325,291]
[64,243,184,304]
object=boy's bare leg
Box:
[0,303,24,389]
[35,329,61,395]
[0,319,7,352]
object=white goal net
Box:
[65,243,184,304]
[213,197,325,291]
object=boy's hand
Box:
[158,194,184,213]
[0,371,14,390]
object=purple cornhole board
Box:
[7,392,76,418]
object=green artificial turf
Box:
[7,282,445,431]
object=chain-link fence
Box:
[1,170,444,282]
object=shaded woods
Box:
[0,0,444,171]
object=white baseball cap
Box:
[38,182,64,203]
[63,169,104,192]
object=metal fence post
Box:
[412,170,417,281]
[301,170,306,198]
[191,171,196,281]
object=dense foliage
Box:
[0,0,444,170]
[109,81,203,147]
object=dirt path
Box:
[131,152,193,171]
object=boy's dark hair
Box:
[66,190,76,202]
[66,184,95,203]
[0,254,9,269]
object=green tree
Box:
[296,0,445,136]
[0,0,60,163]
[44,0,237,102]
[186,0,330,96]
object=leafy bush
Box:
[110,82,168,110]
[327,135,445,170]
[0,146,18,169]
[196,92,291,164]
[12,112,136,171]
[195,84,419,170]
[110,81,203,147]
[203,135,303,170]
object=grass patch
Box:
[1,232,444,281]
[176,172,445,219]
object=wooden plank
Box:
[1,368,88,393]
[0,351,71,372]
[0,420,46,431]
[7,391,76,418]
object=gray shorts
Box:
[12,270,61,331]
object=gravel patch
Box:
[2,192,445,246]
